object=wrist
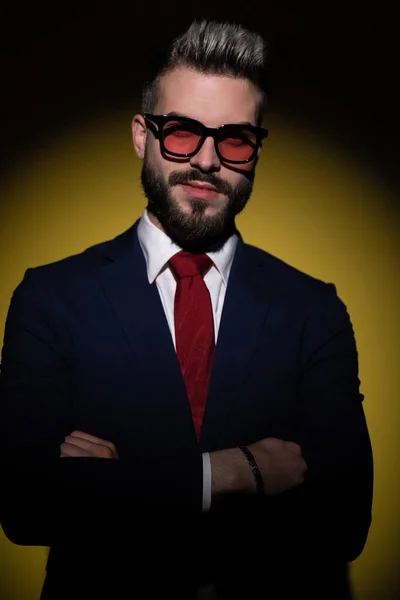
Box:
[210,447,255,497]
[238,445,264,494]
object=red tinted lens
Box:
[218,127,257,162]
[162,120,202,155]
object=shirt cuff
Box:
[202,452,212,512]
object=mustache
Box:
[168,170,233,196]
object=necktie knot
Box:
[169,251,213,280]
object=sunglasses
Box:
[144,113,268,164]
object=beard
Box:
[140,156,253,253]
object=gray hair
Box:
[142,20,268,124]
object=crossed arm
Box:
[0,269,373,561]
[61,429,307,496]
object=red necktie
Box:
[169,251,215,440]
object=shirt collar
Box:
[137,208,239,285]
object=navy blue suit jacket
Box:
[0,221,373,597]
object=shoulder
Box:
[241,243,357,352]
[240,241,350,319]
[242,242,332,293]
[15,224,137,290]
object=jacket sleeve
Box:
[291,282,373,561]
[0,268,203,547]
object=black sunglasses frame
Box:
[144,113,268,164]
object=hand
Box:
[210,438,307,498]
[60,430,119,459]
[246,437,307,495]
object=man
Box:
[0,19,373,600]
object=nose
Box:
[189,136,221,173]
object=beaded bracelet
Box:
[238,445,264,494]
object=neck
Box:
[146,209,165,233]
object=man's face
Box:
[132,67,262,252]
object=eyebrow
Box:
[164,111,254,127]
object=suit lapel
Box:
[93,223,197,446]
[200,241,274,451]
[92,222,274,451]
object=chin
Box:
[180,195,226,215]
[203,204,225,217]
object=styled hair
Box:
[142,19,268,124]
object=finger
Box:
[69,431,117,452]
[60,442,92,458]
[285,441,302,456]
[300,457,308,472]
[64,436,114,458]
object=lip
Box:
[184,182,218,191]
[180,182,221,201]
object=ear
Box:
[255,142,264,163]
[132,114,147,160]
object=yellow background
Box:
[0,109,399,599]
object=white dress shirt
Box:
[137,209,239,511]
